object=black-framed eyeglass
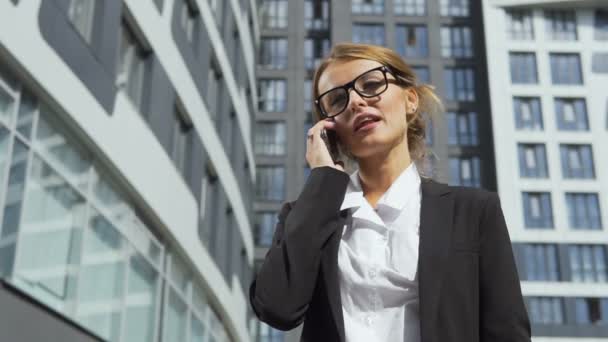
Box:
[314,65,410,119]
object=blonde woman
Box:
[250,43,530,342]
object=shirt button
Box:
[368,268,377,278]
[365,315,374,326]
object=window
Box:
[559,144,594,179]
[255,121,286,155]
[509,52,538,84]
[545,10,577,41]
[304,37,330,71]
[595,10,608,40]
[255,212,277,247]
[569,245,607,283]
[171,104,193,176]
[395,25,428,58]
[518,144,548,178]
[550,53,583,85]
[256,166,285,201]
[522,244,560,281]
[555,98,588,131]
[526,297,564,324]
[447,112,478,146]
[522,192,553,229]
[352,0,384,15]
[304,0,330,30]
[304,79,312,112]
[506,9,534,40]
[440,0,469,17]
[153,0,164,12]
[444,68,475,101]
[258,79,287,112]
[575,298,608,325]
[209,0,223,24]
[448,156,480,188]
[592,53,608,74]
[352,24,385,45]
[412,66,429,84]
[67,0,96,44]
[259,38,288,70]
[180,0,198,44]
[425,119,433,146]
[117,20,149,111]
[440,26,473,58]
[260,0,288,29]
[255,321,285,342]
[566,193,602,230]
[394,0,426,16]
[0,71,17,127]
[514,97,543,131]
[206,66,221,122]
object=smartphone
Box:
[321,129,340,163]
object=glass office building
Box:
[484,0,608,340]
[0,1,258,341]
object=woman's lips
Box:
[355,120,380,133]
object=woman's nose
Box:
[347,88,367,112]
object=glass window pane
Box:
[0,82,16,127]
[68,0,96,43]
[76,209,124,341]
[394,0,426,16]
[546,10,578,41]
[35,106,92,192]
[440,0,469,17]
[352,24,385,45]
[15,155,86,310]
[0,138,29,277]
[352,0,384,15]
[164,289,188,342]
[124,252,159,342]
[191,314,206,342]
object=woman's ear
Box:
[404,87,419,113]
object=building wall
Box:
[0,0,260,341]
[483,0,608,339]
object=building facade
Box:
[0,0,259,341]
[483,0,608,340]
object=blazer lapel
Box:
[321,210,347,342]
[418,180,454,342]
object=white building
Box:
[483,0,608,340]
[0,0,259,341]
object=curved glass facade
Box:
[0,71,233,341]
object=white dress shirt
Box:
[338,163,421,342]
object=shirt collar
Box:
[340,162,421,212]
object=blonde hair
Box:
[311,43,443,175]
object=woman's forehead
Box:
[317,59,383,94]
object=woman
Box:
[249,43,530,342]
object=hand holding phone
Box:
[306,119,344,172]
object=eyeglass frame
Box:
[314,65,413,119]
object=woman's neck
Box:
[357,147,412,197]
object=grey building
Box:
[252,0,496,341]
[0,0,259,341]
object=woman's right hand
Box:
[305,119,345,172]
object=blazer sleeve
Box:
[479,192,532,341]
[249,166,350,330]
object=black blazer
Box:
[250,167,531,342]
